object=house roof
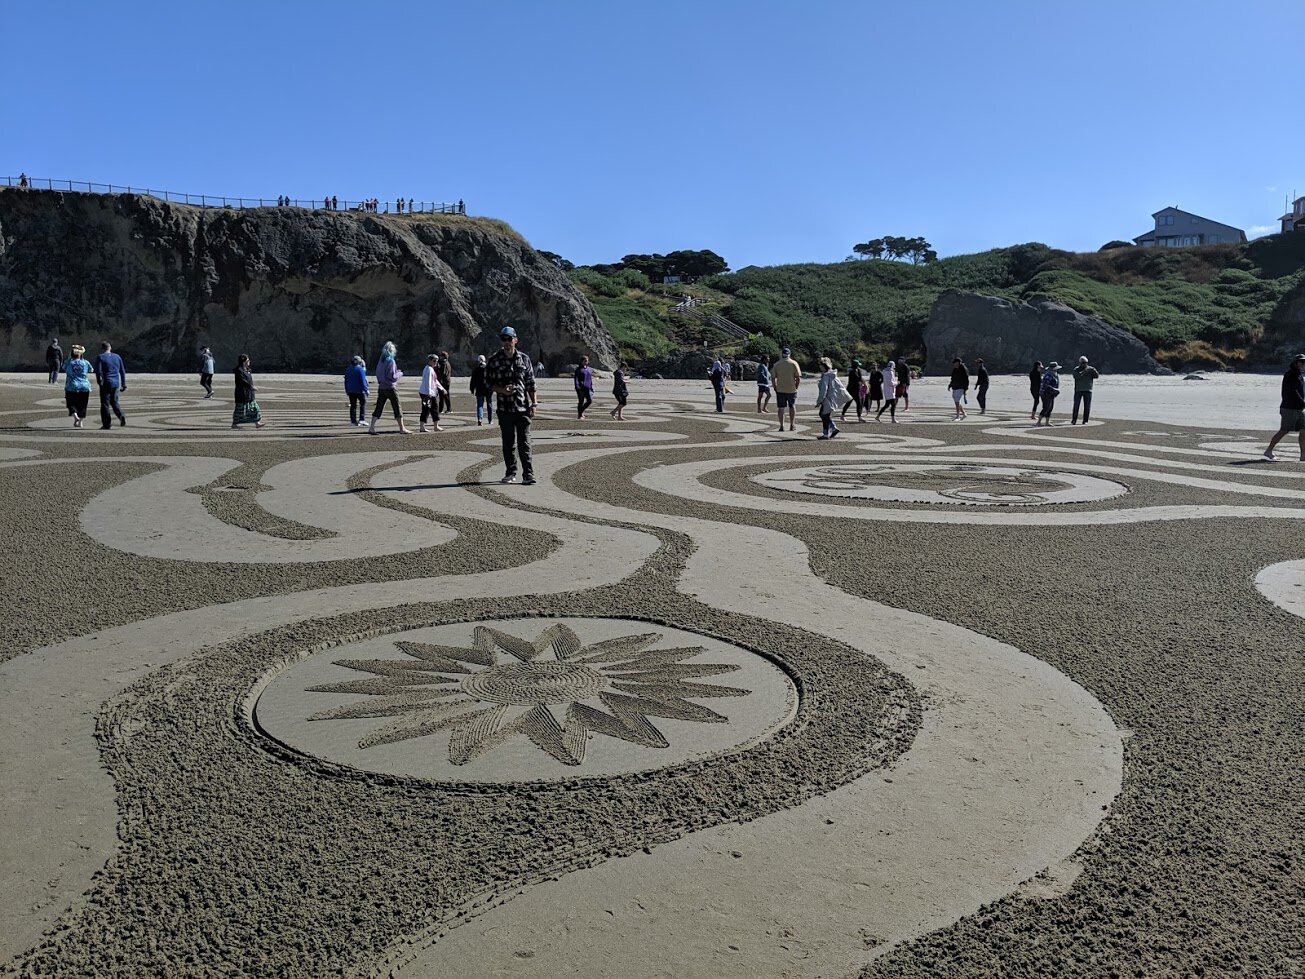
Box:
[1145,206,1244,236]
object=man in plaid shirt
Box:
[485,325,538,484]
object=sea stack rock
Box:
[0,189,618,372]
[923,290,1166,374]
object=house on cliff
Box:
[1133,207,1246,247]
[1280,196,1305,234]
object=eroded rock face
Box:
[0,190,617,371]
[924,290,1166,374]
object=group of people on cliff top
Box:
[272,196,468,214]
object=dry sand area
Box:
[0,372,1300,978]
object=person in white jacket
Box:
[876,359,899,422]
[419,353,447,433]
[816,357,841,439]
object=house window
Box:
[1165,215,1175,225]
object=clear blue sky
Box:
[4,0,1302,269]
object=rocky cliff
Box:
[923,290,1166,374]
[0,189,618,372]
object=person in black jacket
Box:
[231,353,264,428]
[841,359,865,422]
[470,355,492,425]
[948,357,970,420]
[1028,361,1044,420]
[974,358,990,414]
[1263,354,1305,461]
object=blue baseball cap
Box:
[500,326,517,338]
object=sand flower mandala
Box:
[753,463,1127,506]
[305,623,751,766]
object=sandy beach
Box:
[0,371,1300,978]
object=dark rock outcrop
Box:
[923,290,1167,374]
[0,189,617,372]
[1247,277,1305,368]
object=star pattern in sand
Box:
[306,623,750,766]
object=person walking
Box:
[199,346,215,398]
[755,355,772,414]
[610,362,629,420]
[974,358,990,414]
[1071,356,1100,424]
[1262,354,1305,461]
[94,341,127,429]
[574,356,594,419]
[419,353,446,433]
[841,359,865,423]
[344,355,369,426]
[708,357,727,413]
[436,352,453,414]
[948,357,970,420]
[816,357,842,439]
[1028,361,1044,420]
[231,353,265,428]
[368,341,412,434]
[867,361,884,414]
[469,354,493,426]
[896,359,911,411]
[45,338,63,384]
[1036,361,1061,426]
[876,359,898,422]
[62,344,93,428]
[486,326,537,484]
[772,346,801,431]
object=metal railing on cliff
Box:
[2,175,465,215]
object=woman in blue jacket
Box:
[62,343,94,428]
[344,355,369,426]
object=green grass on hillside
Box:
[568,236,1305,370]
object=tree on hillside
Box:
[537,250,575,271]
[852,235,935,264]
[587,249,730,282]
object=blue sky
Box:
[4,0,1302,269]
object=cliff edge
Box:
[0,189,618,371]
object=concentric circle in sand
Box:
[751,463,1129,506]
[253,617,798,783]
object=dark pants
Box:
[877,398,896,420]
[438,388,451,413]
[200,372,213,395]
[65,390,89,417]
[1040,391,1057,419]
[420,394,441,424]
[499,412,533,478]
[577,388,593,418]
[99,385,125,427]
[1031,386,1041,412]
[976,386,988,413]
[713,385,725,412]
[1072,391,1092,424]
[348,393,367,424]
[372,388,401,419]
[841,395,862,420]
[47,365,59,384]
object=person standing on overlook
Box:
[974,358,990,414]
[199,346,215,399]
[45,338,62,384]
[94,341,127,429]
[1262,354,1305,461]
[486,326,537,484]
[772,347,801,431]
[1071,356,1100,424]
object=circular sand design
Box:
[467,429,684,448]
[751,463,1129,506]
[1253,559,1305,619]
[254,617,798,783]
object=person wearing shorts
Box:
[772,347,801,431]
[948,357,969,420]
[1263,354,1305,461]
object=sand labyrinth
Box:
[1,374,1299,978]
